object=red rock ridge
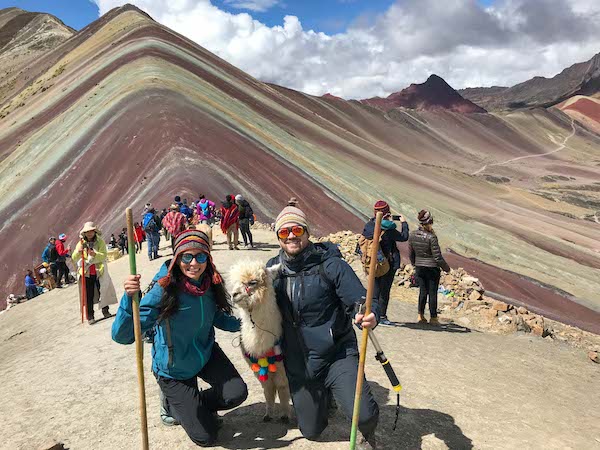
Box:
[361,74,487,113]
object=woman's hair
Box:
[158,261,233,322]
[26,270,33,277]
[421,223,435,234]
[83,231,97,242]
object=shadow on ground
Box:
[219,381,473,450]
[391,322,473,333]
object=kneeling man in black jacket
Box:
[267,201,380,450]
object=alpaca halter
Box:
[243,344,283,382]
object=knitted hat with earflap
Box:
[157,229,223,288]
[418,210,433,225]
[275,200,309,233]
[374,200,390,216]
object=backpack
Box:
[143,213,158,232]
[357,232,390,278]
[199,201,210,217]
[48,244,59,263]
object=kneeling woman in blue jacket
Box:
[112,229,247,447]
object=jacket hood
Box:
[222,200,234,209]
[281,241,342,273]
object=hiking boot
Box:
[161,414,180,427]
[417,314,427,324]
[429,317,440,326]
[234,246,240,250]
[357,432,377,450]
[88,318,97,325]
[102,307,112,319]
[229,246,234,250]
[379,317,393,326]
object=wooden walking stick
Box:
[126,208,150,450]
[349,211,383,450]
[80,239,87,324]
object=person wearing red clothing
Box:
[220,195,239,250]
[55,233,72,287]
[134,222,145,253]
[162,204,187,251]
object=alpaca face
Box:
[230,261,281,311]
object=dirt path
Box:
[0,228,599,450]
[472,120,577,175]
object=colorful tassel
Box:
[268,363,277,372]
[251,363,260,372]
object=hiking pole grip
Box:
[350,211,383,450]
[370,331,402,392]
[126,208,149,450]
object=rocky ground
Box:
[1,228,599,450]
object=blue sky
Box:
[3,0,494,32]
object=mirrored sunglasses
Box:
[277,225,306,240]
[180,253,208,264]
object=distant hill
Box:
[460,52,600,111]
[0,7,74,105]
[361,74,486,113]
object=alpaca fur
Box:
[196,224,213,250]
[229,260,292,422]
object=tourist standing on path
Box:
[118,228,128,255]
[408,210,451,325]
[72,222,117,325]
[196,195,215,225]
[162,204,187,251]
[24,270,39,299]
[235,194,255,248]
[143,207,162,261]
[266,203,380,450]
[134,222,144,254]
[42,237,59,283]
[220,195,240,250]
[113,230,248,447]
[360,200,409,326]
[55,234,72,287]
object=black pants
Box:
[373,266,396,318]
[156,344,248,447]
[288,351,379,440]
[49,263,58,283]
[57,261,70,285]
[416,266,441,317]
[85,275,100,319]
[119,244,128,254]
[239,220,253,246]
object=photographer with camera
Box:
[360,200,409,326]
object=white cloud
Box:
[92,0,600,99]
[223,0,279,12]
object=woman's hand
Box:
[355,312,377,329]
[124,274,141,297]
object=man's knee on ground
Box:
[222,377,248,407]
[298,423,327,441]
[188,431,217,447]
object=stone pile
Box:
[315,230,360,264]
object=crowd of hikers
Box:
[15,192,452,450]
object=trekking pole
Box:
[350,211,383,450]
[80,240,87,324]
[369,330,402,430]
[126,208,149,450]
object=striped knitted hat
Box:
[275,203,309,233]
[374,200,390,216]
[158,229,223,287]
[418,210,433,224]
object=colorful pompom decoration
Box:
[244,342,285,383]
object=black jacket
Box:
[267,242,379,380]
[237,200,254,221]
[408,228,450,272]
[361,218,409,271]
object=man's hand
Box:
[355,312,377,329]
[124,274,141,297]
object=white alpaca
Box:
[229,260,292,422]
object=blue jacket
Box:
[111,263,240,380]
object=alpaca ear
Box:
[266,263,282,279]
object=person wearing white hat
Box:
[55,233,72,287]
[71,222,118,325]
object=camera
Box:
[391,215,402,221]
